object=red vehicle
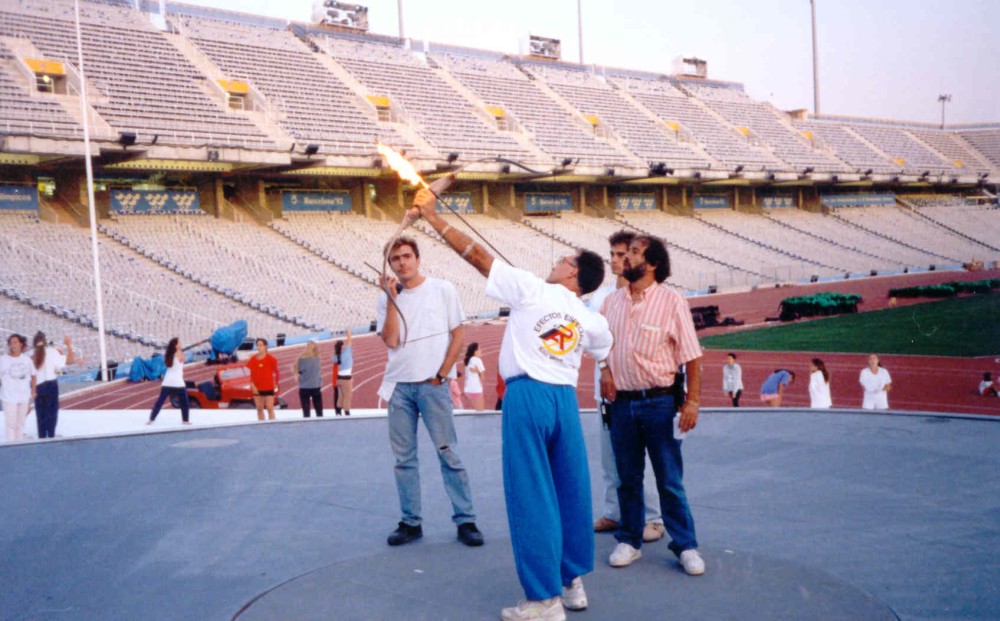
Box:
[172,364,289,410]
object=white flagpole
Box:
[73,0,110,381]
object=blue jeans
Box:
[610,393,697,554]
[35,379,60,439]
[388,381,475,527]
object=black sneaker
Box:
[387,522,422,546]
[457,522,484,547]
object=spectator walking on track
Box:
[334,330,353,416]
[1,334,35,442]
[147,337,190,426]
[809,358,832,409]
[860,354,892,410]
[722,353,743,407]
[31,332,75,439]
[409,183,613,621]
[296,341,323,418]
[247,338,280,421]
[377,234,483,549]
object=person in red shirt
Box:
[246,338,280,421]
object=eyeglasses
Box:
[559,256,578,268]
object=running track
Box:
[63,269,1000,416]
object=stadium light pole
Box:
[397,0,405,40]
[938,94,951,129]
[577,0,584,64]
[74,0,110,381]
[810,0,821,115]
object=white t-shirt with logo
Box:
[485,261,613,386]
[464,356,485,393]
[376,277,464,400]
[859,366,891,409]
[0,353,36,404]
[31,346,67,384]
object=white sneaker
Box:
[679,549,706,575]
[500,596,566,621]
[562,577,587,611]
[609,542,642,567]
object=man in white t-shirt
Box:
[408,185,613,621]
[859,353,892,410]
[589,230,664,544]
[376,236,483,549]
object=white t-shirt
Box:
[587,283,618,401]
[464,356,485,393]
[31,346,67,384]
[162,358,185,388]
[809,370,832,409]
[979,380,995,396]
[0,353,36,404]
[485,261,613,386]
[376,277,464,400]
[860,366,891,410]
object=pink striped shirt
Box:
[601,282,703,390]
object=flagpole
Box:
[74,0,110,381]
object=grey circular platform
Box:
[233,539,897,621]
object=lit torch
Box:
[377,142,455,228]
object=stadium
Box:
[0,0,998,619]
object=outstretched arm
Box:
[411,185,494,277]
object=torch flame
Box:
[377,142,428,189]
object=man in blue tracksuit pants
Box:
[409,182,613,621]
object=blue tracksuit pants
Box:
[502,376,593,601]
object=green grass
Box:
[701,294,1000,357]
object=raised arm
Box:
[411,183,494,278]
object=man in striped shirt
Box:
[599,234,707,577]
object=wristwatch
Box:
[435,372,446,383]
[597,359,609,371]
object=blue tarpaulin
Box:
[210,320,248,358]
[128,354,166,382]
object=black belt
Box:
[615,386,674,401]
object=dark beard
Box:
[622,263,646,283]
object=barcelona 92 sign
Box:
[525,193,572,213]
[282,191,352,212]
[0,185,39,211]
[111,190,200,214]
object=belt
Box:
[615,386,674,401]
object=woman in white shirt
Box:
[859,353,892,410]
[147,338,191,425]
[31,332,76,439]
[1,333,36,442]
[808,358,832,409]
[463,343,486,411]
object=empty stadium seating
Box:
[314,33,535,161]
[610,73,782,168]
[522,63,710,168]
[441,53,640,167]
[684,83,844,172]
[0,42,84,139]
[1,0,276,148]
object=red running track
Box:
[63,270,1000,416]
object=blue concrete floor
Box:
[1,409,997,621]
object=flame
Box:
[377,142,428,189]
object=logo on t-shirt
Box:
[535,312,580,358]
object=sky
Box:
[181,0,999,125]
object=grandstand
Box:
[0,0,997,374]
